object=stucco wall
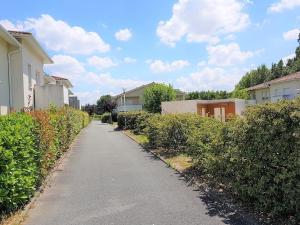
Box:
[161,100,198,114]
[21,41,44,108]
[35,85,68,109]
[0,37,9,115]
[270,80,300,101]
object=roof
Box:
[113,82,185,98]
[8,30,53,64]
[51,75,73,88]
[162,98,252,104]
[51,75,68,81]
[113,82,155,98]
[248,72,300,91]
[0,25,20,47]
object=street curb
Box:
[121,129,265,225]
[1,124,90,225]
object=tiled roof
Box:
[247,72,300,91]
[51,75,68,81]
[8,30,32,36]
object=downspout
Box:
[7,49,20,112]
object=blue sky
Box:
[1,0,300,104]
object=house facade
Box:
[248,72,300,103]
[113,82,185,112]
[7,30,53,111]
[0,25,20,115]
[0,25,80,114]
[35,75,74,109]
[162,99,255,122]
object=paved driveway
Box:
[24,121,259,225]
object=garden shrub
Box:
[147,113,202,152]
[0,114,38,212]
[101,112,112,124]
[117,111,153,134]
[0,108,89,214]
[226,100,300,220]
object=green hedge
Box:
[0,108,89,213]
[117,100,300,222]
[117,111,153,134]
[101,112,112,124]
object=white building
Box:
[162,99,255,122]
[35,75,74,109]
[0,25,80,114]
[0,25,20,115]
[248,72,300,104]
[0,26,53,115]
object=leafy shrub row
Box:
[117,111,153,134]
[117,100,300,222]
[0,108,89,213]
[101,112,112,124]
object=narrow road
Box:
[24,121,258,225]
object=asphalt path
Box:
[24,121,260,225]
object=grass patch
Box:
[164,154,193,172]
[124,130,149,145]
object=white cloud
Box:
[124,57,137,64]
[149,60,190,73]
[45,55,85,84]
[282,53,296,64]
[207,42,254,66]
[115,28,132,41]
[156,0,250,46]
[283,28,299,41]
[86,72,147,90]
[268,0,300,12]
[87,56,118,70]
[0,14,110,55]
[176,67,244,91]
[76,90,102,105]
[197,61,206,67]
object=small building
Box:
[35,75,74,109]
[113,82,185,112]
[69,95,81,110]
[248,72,300,104]
[162,99,255,122]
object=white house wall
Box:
[161,100,198,114]
[21,41,44,108]
[0,37,9,115]
[35,85,68,109]
[270,80,300,101]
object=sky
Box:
[1,0,300,104]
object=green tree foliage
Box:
[82,104,97,116]
[143,83,176,113]
[96,95,116,114]
[186,90,230,100]
[235,34,300,90]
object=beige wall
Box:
[0,37,9,115]
[21,41,44,108]
[35,84,69,109]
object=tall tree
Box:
[143,83,175,113]
[96,95,116,114]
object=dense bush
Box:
[117,99,300,222]
[117,111,153,134]
[101,112,112,124]
[147,113,202,152]
[0,108,89,213]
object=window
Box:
[28,64,32,89]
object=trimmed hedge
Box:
[0,108,89,213]
[117,111,153,134]
[101,112,112,124]
[117,100,300,222]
